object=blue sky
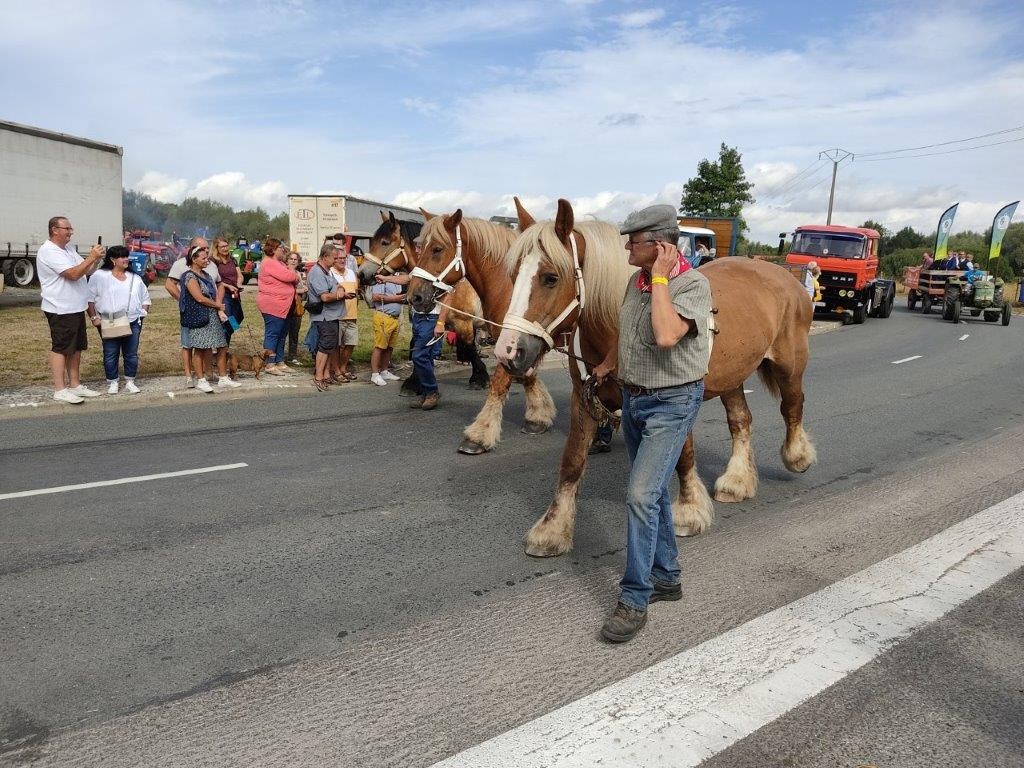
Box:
[3,0,1023,242]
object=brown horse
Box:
[494,199,817,556]
[405,208,557,454]
[360,212,489,390]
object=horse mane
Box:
[420,216,518,274]
[503,219,631,332]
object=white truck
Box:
[287,194,424,262]
[0,119,123,287]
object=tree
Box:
[680,143,754,232]
[887,226,927,255]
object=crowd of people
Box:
[921,250,977,271]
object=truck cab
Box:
[677,226,716,267]
[783,224,895,323]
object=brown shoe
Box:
[600,602,648,643]
[420,392,440,410]
[409,396,424,409]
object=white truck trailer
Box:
[0,119,123,287]
[288,194,424,261]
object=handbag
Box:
[303,265,328,315]
[179,271,212,329]
[100,272,135,339]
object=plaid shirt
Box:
[618,269,712,389]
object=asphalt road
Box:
[1,304,1022,766]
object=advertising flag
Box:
[933,203,958,264]
[988,201,1019,266]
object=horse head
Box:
[407,209,469,313]
[360,211,415,286]
[495,199,587,377]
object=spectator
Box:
[37,216,105,403]
[329,233,358,274]
[306,243,350,391]
[285,251,309,365]
[256,238,298,375]
[369,274,405,386]
[165,236,222,388]
[963,253,975,271]
[920,250,934,271]
[408,236,448,409]
[87,245,152,394]
[209,236,243,389]
[179,244,228,393]
[329,248,360,381]
[803,261,822,302]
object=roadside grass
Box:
[0,293,412,387]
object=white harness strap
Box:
[362,243,406,275]
[502,231,586,349]
[409,224,464,294]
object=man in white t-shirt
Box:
[164,236,222,387]
[37,216,106,404]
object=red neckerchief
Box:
[636,251,691,292]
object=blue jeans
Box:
[411,312,440,395]
[619,380,705,611]
[262,313,288,364]
[102,319,143,380]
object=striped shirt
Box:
[617,269,712,389]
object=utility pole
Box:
[819,148,854,224]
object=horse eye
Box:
[432,246,443,254]
[541,273,559,288]
[382,239,390,246]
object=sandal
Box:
[314,378,329,392]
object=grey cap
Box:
[619,204,678,235]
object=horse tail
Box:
[756,359,783,400]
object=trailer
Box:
[677,216,739,258]
[0,120,123,287]
[287,195,424,263]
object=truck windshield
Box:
[791,232,866,259]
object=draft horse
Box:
[361,212,489,392]
[405,207,557,454]
[494,200,817,556]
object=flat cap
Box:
[619,204,678,235]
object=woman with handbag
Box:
[256,238,298,375]
[285,251,308,365]
[179,244,228,393]
[211,236,244,388]
[87,245,152,395]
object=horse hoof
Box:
[521,420,550,435]
[458,439,490,455]
[524,540,569,558]
[675,524,698,538]
[714,488,749,503]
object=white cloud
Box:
[134,172,189,204]
[402,98,441,116]
[613,9,666,28]
[131,171,288,212]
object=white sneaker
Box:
[53,388,85,404]
[218,376,242,389]
[185,376,196,389]
[73,385,100,398]
[196,378,215,393]
[107,380,119,395]
[371,372,387,387]
[124,379,141,395]
[381,370,401,381]
[289,358,302,366]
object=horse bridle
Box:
[501,230,586,351]
[408,224,465,297]
[363,239,410,276]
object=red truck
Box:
[783,224,896,324]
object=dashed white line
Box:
[432,490,1024,768]
[0,463,248,501]
[743,389,753,394]
[959,334,969,341]
[891,355,922,365]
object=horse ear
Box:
[388,211,398,228]
[380,210,388,223]
[513,197,535,230]
[419,207,435,221]
[554,199,575,243]
[444,209,463,231]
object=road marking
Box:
[743,389,753,394]
[959,334,969,341]
[7,402,40,408]
[0,463,248,501]
[432,490,1024,768]
[891,355,922,364]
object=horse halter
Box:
[363,239,409,276]
[408,224,464,295]
[502,231,586,350]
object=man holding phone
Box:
[37,216,105,404]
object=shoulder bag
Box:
[100,272,134,339]
[304,265,329,315]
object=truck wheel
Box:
[907,290,918,311]
[5,258,36,287]
[921,294,932,314]
[880,290,894,318]
[1002,303,1011,326]
[852,303,867,324]
[952,299,961,324]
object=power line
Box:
[759,158,827,197]
[859,135,1024,162]
[857,124,1024,157]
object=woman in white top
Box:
[87,246,152,394]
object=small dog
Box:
[225,349,272,380]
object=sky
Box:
[3,0,1023,243]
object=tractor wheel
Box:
[907,290,918,311]
[922,294,932,314]
[969,309,981,317]
[952,299,962,324]
[4,257,36,287]
[243,274,253,285]
[1002,303,1011,326]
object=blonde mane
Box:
[420,216,519,274]
[502,219,631,332]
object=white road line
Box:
[743,389,753,394]
[891,355,922,364]
[0,463,248,501]
[959,334,969,341]
[432,491,1024,768]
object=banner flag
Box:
[933,203,958,264]
[988,201,1019,266]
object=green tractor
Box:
[942,274,1012,326]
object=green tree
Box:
[680,143,754,232]
[887,226,927,255]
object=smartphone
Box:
[97,235,103,246]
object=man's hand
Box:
[88,244,105,261]
[651,241,679,279]
[592,360,615,384]
[90,314,102,327]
